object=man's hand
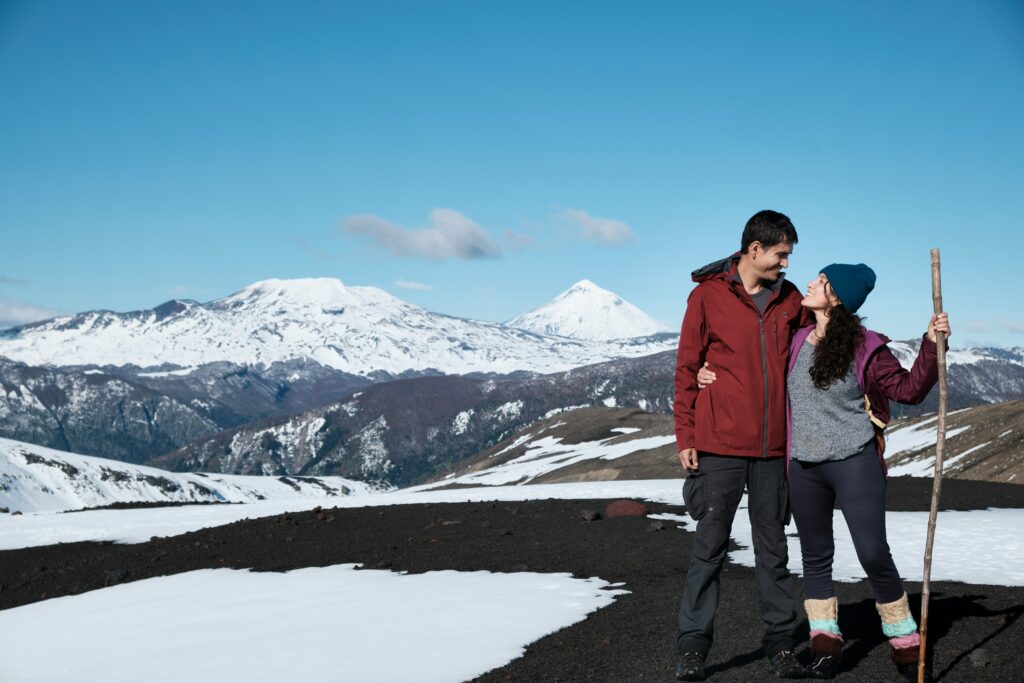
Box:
[679,448,699,472]
[696,362,717,389]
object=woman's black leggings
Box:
[788,442,905,603]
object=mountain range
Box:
[0,278,675,375]
[2,277,1023,487]
[148,357,671,486]
[147,347,1024,488]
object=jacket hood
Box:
[691,252,790,294]
[691,253,740,283]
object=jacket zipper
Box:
[737,275,779,460]
[759,313,769,459]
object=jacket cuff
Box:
[675,435,695,452]
[920,333,948,353]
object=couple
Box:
[672,210,950,680]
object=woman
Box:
[697,263,951,679]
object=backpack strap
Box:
[855,329,890,461]
[863,394,887,457]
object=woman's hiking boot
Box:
[876,593,922,680]
[805,597,843,679]
[896,661,921,680]
[806,654,838,679]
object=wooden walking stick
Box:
[918,248,948,683]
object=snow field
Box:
[0,564,627,683]
[651,498,1024,586]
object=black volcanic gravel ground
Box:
[1,477,1022,682]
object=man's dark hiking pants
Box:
[677,454,798,657]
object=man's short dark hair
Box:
[741,210,798,253]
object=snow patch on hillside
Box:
[354,416,392,478]
[452,409,475,435]
[884,418,974,477]
[543,404,589,419]
[0,437,379,514]
[494,400,523,420]
[419,430,675,487]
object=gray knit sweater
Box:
[788,339,875,463]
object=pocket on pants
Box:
[753,468,791,527]
[683,473,708,521]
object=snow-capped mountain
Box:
[505,280,668,341]
[0,278,675,375]
[0,436,384,514]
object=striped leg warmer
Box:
[876,593,921,666]
[805,597,844,658]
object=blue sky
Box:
[1,1,1022,346]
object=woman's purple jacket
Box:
[785,325,940,475]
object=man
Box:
[673,210,808,681]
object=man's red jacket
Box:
[673,255,807,458]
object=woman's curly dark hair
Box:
[810,297,864,389]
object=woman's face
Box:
[803,273,840,311]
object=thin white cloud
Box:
[394,279,434,291]
[502,229,535,251]
[0,296,62,328]
[561,209,634,245]
[1004,320,1024,334]
[342,208,501,260]
[963,319,1024,335]
[0,275,30,285]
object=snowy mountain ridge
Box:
[504,279,668,341]
[887,339,1024,370]
[0,436,385,514]
[0,277,676,376]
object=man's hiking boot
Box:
[768,649,806,679]
[676,651,707,681]
[806,654,837,679]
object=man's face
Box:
[750,241,793,282]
